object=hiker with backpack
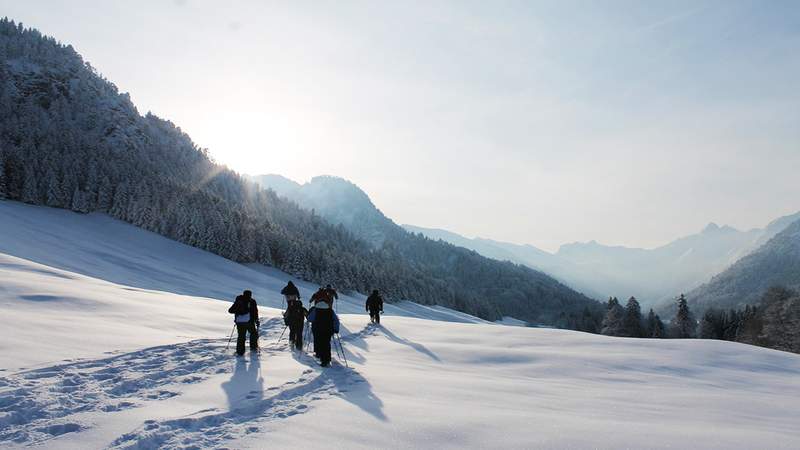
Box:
[311,287,332,310]
[308,302,340,367]
[366,289,384,324]
[284,296,308,351]
[280,280,300,307]
[228,290,260,356]
[309,288,330,357]
[324,284,338,309]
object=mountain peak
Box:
[703,222,720,233]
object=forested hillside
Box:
[0,19,601,326]
[688,218,800,312]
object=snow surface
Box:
[2,201,800,449]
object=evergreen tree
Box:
[601,297,626,336]
[699,309,726,339]
[0,147,7,199]
[71,187,89,213]
[671,294,696,338]
[646,309,666,338]
[622,296,644,337]
[45,168,64,207]
[21,166,38,204]
[759,286,800,353]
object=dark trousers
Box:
[236,322,258,355]
[369,310,381,323]
[289,322,303,350]
[313,329,332,365]
[312,309,333,365]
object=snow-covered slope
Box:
[2,201,800,449]
[0,200,484,324]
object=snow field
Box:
[1,201,800,449]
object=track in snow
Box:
[0,317,370,448]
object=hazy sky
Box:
[3,0,798,251]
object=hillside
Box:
[249,174,604,327]
[1,217,799,448]
[688,218,800,312]
[404,213,800,308]
[0,19,600,326]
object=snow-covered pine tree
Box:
[45,168,64,207]
[759,286,800,353]
[623,296,644,337]
[71,187,89,213]
[699,309,724,339]
[646,309,666,338]
[21,165,38,204]
[0,146,7,199]
[96,176,113,211]
[601,297,626,336]
[671,294,696,338]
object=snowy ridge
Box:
[1,202,800,449]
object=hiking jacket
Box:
[325,287,339,301]
[281,283,300,297]
[308,308,340,334]
[311,289,331,309]
[284,302,307,325]
[228,295,259,324]
[366,294,384,312]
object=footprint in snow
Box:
[0,318,289,447]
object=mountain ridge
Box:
[0,19,601,327]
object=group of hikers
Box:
[227,281,384,367]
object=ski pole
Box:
[335,333,349,368]
[333,334,343,360]
[276,325,288,343]
[224,324,236,352]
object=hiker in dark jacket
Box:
[366,289,384,324]
[311,287,332,310]
[308,306,340,367]
[228,290,259,356]
[284,298,308,350]
[324,284,338,309]
[281,281,300,306]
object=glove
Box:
[256,320,261,328]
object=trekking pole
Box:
[335,333,349,368]
[224,324,236,352]
[333,334,343,360]
[276,325,288,344]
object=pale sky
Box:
[3,0,798,252]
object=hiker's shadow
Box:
[221,352,263,411]
[377,325,441,362]
[337,323,382,364]
[292,351,387,422]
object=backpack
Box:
[233,296,250,315]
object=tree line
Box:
[0,18,603,326]
[598,290,800,354]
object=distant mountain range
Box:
[254,174,799,310]
[407,215,800,310]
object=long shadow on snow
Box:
[293,350,387,422]
[340,322,440,363]
[110,348,386,449]
[0,318,285,446]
